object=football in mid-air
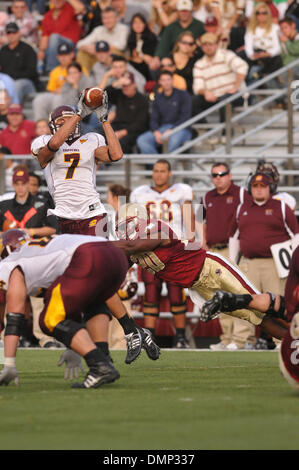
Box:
[83,87,104,108]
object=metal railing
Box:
[162,58,299,155]
[2,153,299,200]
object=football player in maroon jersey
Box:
[113,204,288,342]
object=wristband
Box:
[47,141,59,153]
[29,228,35,237]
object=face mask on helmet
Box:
[48,105,81,143]
[116,203,148,240]
[0,229,29,259]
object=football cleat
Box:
[71,361,120,389]
[124,330,142,364]
[141,328,161,360]
[200,291,226,322]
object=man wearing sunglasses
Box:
[201,162,255,351]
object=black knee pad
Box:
[5,313,27,336]
[52,320,86,348]
[83,302,112,322]
[143,301,159,317]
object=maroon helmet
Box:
[115,203,149,240]
[0,229,29,259]
[48,105,80,143]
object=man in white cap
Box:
[150,0,205,69]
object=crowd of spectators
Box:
[0,0,298,156]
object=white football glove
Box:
[76,89,94,119]
[57,349,85,380]
[95,90,108,122]
[0,365,19,386]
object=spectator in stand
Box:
[171,30,201,94]
[211,0,245,48]
[127,14,158,81]
[0,22,39,105]
[76,7,129,71]
[0,73,19,104]
[8,0,39,51]
[90,40,114,83]
[137,70,192,154]
[246,0,288,22]
[0,90,11,132]
[229,171,298,349]
[33,42,85,121]
[38,0,82,73]
[35,118,51,137]
[54,62,96,133]
[244,3,283,93]
[0,104,36,155]
[279,16,299,66]
[111,0,149,26]
[28,170,55,210]
[158,56,187,90]
[192,32,248,140]
[201,162,256,351]
[98,55,146,94]
[150,0,205,70]
[285,0,299,30]
[25,0,47,15]
[105,71,149,153]
[193,0,218,23]
[149,0,178,36]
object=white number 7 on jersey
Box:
[64,153,80,179]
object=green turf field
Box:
[0,349,298,450]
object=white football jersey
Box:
[0,234,107,296]
[273,192,296,211]
[31,133,106,220]
[130,183,193,238]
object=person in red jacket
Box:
[0,104,35,154]
[37,0,82,72]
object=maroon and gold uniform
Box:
[279,246,299,390]
[125,219,263,326]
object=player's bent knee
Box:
[84,302,112,322]
[5,313,27,336]
[52,320,86,347]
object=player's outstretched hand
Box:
[77,90,94,119]
[95,90,108,123]
[0,366,19,386]
[57,349,85,380]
